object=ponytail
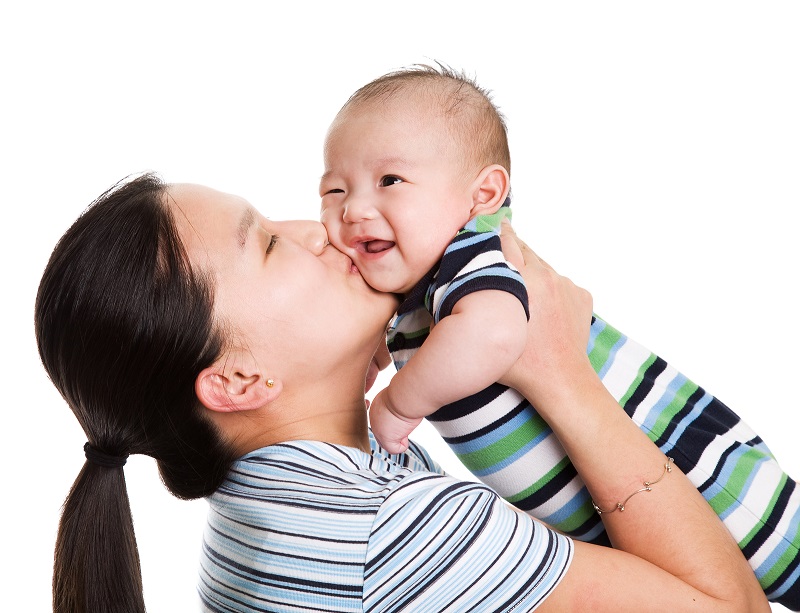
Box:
[36,174,237,612]
[54,464,144,613]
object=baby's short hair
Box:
[340,63,511,178]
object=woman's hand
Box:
[498,220,594,408]
[498,221,768,613]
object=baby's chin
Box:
[361,272,414,297]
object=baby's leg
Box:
[428,316,800,610]
[429,384,608,542]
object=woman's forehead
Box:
[169,183,248,211]
[167,183,255,250]
[168,183,252,222]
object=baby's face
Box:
[320,101,476,295]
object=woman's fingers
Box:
[497,223,594,393]
[499,219,524,270]
[530,250,555,273]
[501,219,556,273]
[500,219,592,338]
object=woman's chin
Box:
[364,284,400,319]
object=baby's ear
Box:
[469,164,510,218]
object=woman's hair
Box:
[35,173,237,613]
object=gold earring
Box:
[266,379,275,388]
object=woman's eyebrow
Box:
[236,207,256,250]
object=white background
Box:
[2,1,798,610]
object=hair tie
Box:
[84,442,129,468]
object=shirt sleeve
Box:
[428,230,529,324]
[363,474,573,612]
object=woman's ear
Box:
[469,164,510,218]
[195,362,282,413]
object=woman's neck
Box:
[258,402,371,453]
[217,381,373,456]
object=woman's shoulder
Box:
[206,437,497,534]
[362,449,574,611]
[200,439,545,611]
[370,431,445,475]
[209,438,447,506]
[203,438,479,569]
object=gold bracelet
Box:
[591,457,674,515]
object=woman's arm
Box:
[499,225,769,612]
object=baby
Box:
[320,65,800,608]
[320,66,527,455]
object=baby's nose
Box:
[342,194,376,223]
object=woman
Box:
[36,173,768,612]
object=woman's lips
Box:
[325,244,362,276]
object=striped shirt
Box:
[387,199,528,371]
[429,315,800,609]
[381,196,800,608]
[199,435,573,612]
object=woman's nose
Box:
[278,220,329,254]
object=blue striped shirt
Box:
[387,199,527,372]
[199,434,572,612]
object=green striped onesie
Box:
[388,206,800,610]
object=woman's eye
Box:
[266,235,278,255]
[379,175,403,187]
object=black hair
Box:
[35,173,237,612]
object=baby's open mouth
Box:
[362,239,395,254]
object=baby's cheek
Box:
[319,214,344,249]
[328,230,348,252]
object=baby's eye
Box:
[379,175,404,187]
[266,235,278,254]
[323,188,344,195]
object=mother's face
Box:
[167,184,398,383]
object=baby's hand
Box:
[368,389,422,454]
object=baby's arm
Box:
[370,289,528,453]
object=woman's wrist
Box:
[506,354,601,422]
